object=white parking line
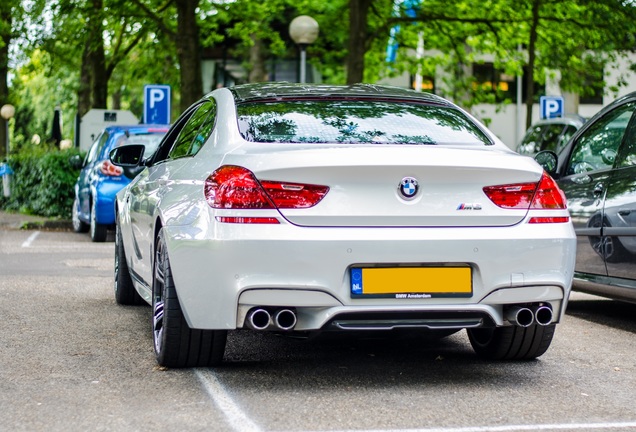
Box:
[195,368,262,432]
[303,422,636,432]
[194,366,636,432]
[21,231,40,248]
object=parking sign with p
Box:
[143,85,171,125]
[540,96,564,120]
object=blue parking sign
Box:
[540,96,564,120]
[144,85,171,125]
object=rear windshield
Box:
[113,132,166,158]
[236,100,492,145]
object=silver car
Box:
[111,83,575,368]
[517,115,586,156]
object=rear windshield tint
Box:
[236,100,492,145]
[114,132,166,157]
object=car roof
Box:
[102,124,170,134]
[528,115,586,129]
[228,82,453,106]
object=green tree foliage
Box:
[9,49,77,151]
[5,0,636,143]
[383,0,636,126]
[3,0,636,217]
[0,0,29,160]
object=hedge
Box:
[0,148,83,219]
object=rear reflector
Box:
[528,217,570,224]
[216,216,280,224]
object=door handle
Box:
[572,174,592,185]
[593,183,605,196]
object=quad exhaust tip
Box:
[274,309,297,331]
[533,305,554,326]
[247,308,271,330]
[246,307,297,331]
[505,306,535,327]
[505,304,553,327]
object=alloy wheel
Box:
[152,240,166,355]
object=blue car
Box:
[71,125,168,241]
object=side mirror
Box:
[534,150,558,175]
[69,154,83,170]
[110,144,145,167]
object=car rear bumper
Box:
[162,219,576,331]
[94,178,128,225]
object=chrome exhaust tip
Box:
[247,308,271,330]
[533,305,553,326]
[274,309,297,331]
[505,306,534,327]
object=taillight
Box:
[100,160,123,176]
[204,166,274,209]
[482,182,537,209]
[483,172,568,223]
[204,165,329,213]
[260,181,329,209]
[529,172,567,209]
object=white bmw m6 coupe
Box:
[110,83,576,368]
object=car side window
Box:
[518,125,545,155]
[86,132,109,164]
[566,103,636,175]
[615,112,636,168]
[168,101,214,160]
[190,101,217,155]
[150,103,204,165]
[558,125,578,154]
[541,124,565,152]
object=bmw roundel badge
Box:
[399,177,419,199]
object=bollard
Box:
[0,163,13,197]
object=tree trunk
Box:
[525,0,541,129]
[77,0,107,115]
[89,0,107,108]
[346,0,371,85]
[78,38,92,118]
[248,35,268,83]
[0,5,11,160]
[175,0,202,111]
[112,87,122,110]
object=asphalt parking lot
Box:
[1,215,635,432]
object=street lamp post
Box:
[1,104,15,157]
[289,16,319,84]
[0,104,15,197]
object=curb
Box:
[0,211,73,231]
[19,220,74,231]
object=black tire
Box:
[72,196,89,233]
[467,324,555,360]
[90,198,108,242]
[114,218,144,305]
[152,229,227,368]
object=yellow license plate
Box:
[350,266,472,298]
